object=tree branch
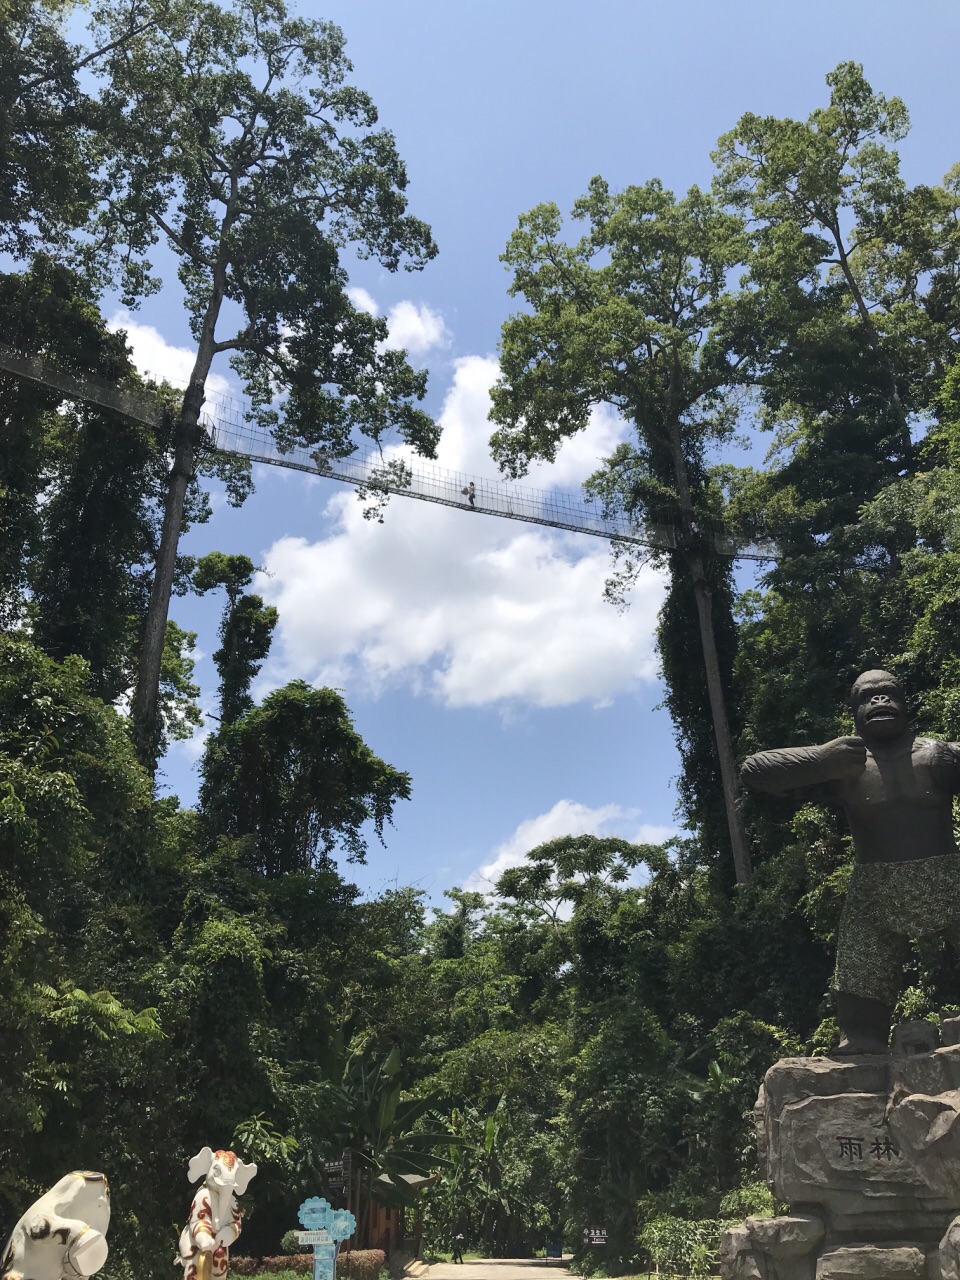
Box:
[21,11,158,94]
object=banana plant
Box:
[339,1045,456,1242]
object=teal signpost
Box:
[297,1197,357,1280]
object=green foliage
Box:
[422,1096,556,1258]
[0,258,228,750]
[194,552,278,723]
[0,257,145,633]
[233,1114,300,1171]
[717,1183,775,1220]
[638,1215,725,1277]
[6,48,960,1278]
[86,0,440,460]
[491,175,753,884]
[0,0,116,255]
[200,681,411,873]
[158,619,203,749]
[0,634,162,1219]
[280,1231,302,1255]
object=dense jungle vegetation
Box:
[2,1,960,1274]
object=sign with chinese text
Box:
[296,1197,356,1280]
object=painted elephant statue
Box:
[177,1148,257,1280]
[0,1171,110,1280]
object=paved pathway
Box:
[414,1261,569,1280]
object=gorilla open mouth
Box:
[865,706,899,720]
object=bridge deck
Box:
[0,344,776,560]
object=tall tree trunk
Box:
[131,296,222,769]
[830,221,912,462]
[665,418,752,886]
[686,552,751,886]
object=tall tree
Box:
[84,0,440,766]
[193,551,277,724]
[0,0,157,254]
[715,65,960,760]
[0,260,209,750]
[0,258,137,628]
[714,62,915,460]
[199,681,411,876]
[490,179,753,884]
[0,634,162,1219]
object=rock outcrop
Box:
[721,1039,960,1280]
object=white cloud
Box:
[467,800,628,890]
[463,800,675,893]
[384,300,449,355]
[108,311,233,398]
[634,823,678,844]
[172,719,213,763]
[256,355,665,710]
[346,288,449,356]
[347,286,379,316]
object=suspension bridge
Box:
[0,344,777,561]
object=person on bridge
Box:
[467,482,476,509]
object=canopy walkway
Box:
[0,344,777,561]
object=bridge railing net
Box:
[0,342,773,558]
[206,406,674,549]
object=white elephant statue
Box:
[177,1148,257,1280]
[0,1171,110,1280]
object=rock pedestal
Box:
[722,1043,960,1280]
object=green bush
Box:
[338,1250,386,1280]
[718,1183,775,1221]
[247,1272,305,1280]
[229,1258,312,1277]
[227,1259,260,1277]
[281,1232,303,1255]
[638,1216,724,1277]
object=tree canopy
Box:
[71,0,443,764]
[4,39,960,1280]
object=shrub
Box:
[250,1271,305,1280]
[281,1232,303,1255]
[639,1216,724,1277]
[230,1250,373,1279]
[229,1258,312,1277]
[338,1249,386,1280]
[718,1182,775,1221]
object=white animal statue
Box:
[0,1171,110,1280]
[177,1148,257,1280]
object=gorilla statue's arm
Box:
[741,737,867,797]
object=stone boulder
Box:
[720,1215,824,1280]
[759,1049,960,1234]
[814,1245,924,1280]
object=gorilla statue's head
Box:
[850,669,910,744]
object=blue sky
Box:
[119,0,960,904]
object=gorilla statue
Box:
[742,670,960,1055]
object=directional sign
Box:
[582,1227,607,1245]
[296,1198,356,1280]
[321,1152,352,1194]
